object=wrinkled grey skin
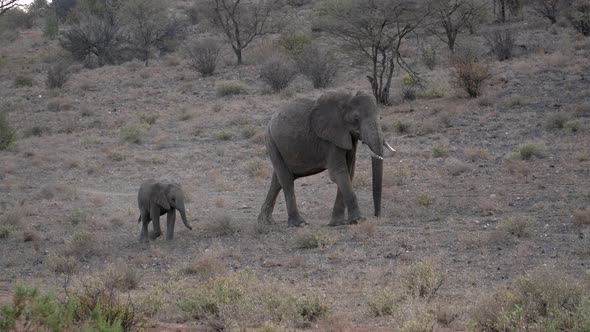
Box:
[257,91,385,227]
[137,179,192,242]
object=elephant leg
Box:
[150,206,162,240]
[166,209,175,240]
[257,172,281,224]
[139,211,150,243]
[267,139,306,227]
[330,148,357,225]
[328,157,362,224]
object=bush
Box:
[507,142,547,160]
[14,75,33,87]
[186,38,221,76]
[293,228,333,249]
[568,0,590,36]
[450,50,490,98]
[0,111,16,150]
[485,28,515,61]
[260,58,298,92]
[0,8,34,31]
[472,269,590,331]
[44,12,59,39]
[295,297,328,325]
[46,61,71,89]
[0,286,75,331]
[216,80,248,96]
[296,45,338,88]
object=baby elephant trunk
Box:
[177,204,192,230]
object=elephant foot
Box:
[288,215,308,227]
[257,213,275,225]
[328,217,346,226]
[149,230,162,240]
[139,236,149,243]
[347,213,365,225]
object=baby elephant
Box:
[137,179,192,242]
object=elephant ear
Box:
[153,183,171,210]
[311,93,353,150]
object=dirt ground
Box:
[1,6,590,331]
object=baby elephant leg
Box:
[166,209,176,240]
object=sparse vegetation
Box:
[568,0,590,36]
[574,209,590,226]
[206,213,236,236]
[417,192,434,207]
[445,157,469,176]
[507,142,547,160]
[367,288,395,317]
[14,75,33,87]
[485,28,515,61]
[0,110,16,150]
[46,60,71,89]
[432,145,449,158]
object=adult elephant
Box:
[257,91,394,227]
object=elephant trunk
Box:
[362,119,384,217]
[177,204,192,230]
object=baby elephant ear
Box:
[154,184,171,210]
[310,94,353,150]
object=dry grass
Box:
[181,255,226,280]
[497,215,533,239]
[350,220,378,240]
[432,145,448,158]
[506,142,547,160]
[216,80,248,96]
[444,157,469,176]
[245,158,268,178]
[416,192,433,207]
[464,147,490,161]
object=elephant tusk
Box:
[384,141,396,153]
[368,148,384,160]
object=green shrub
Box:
[14,75,33,87]
[432,145,448,158]
[43,13,59,39]
[139,113,158,125]
[216,80,248,96]
[508,143,547,160]
[0,111,16,150]
[295,297,328,325]
[0,286,75,332]
[394,119,413,134]
[367,288,395,317]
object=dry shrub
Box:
[216,80,248,96]
[574,209,590,227]
[497,215,533,239]
[46,253,79,274]
[46,60,71,89]
[14,75,33,87]
[472,269,590,331]
[103,263,140,291]
[574,102,590,117]
[399,260,446,301]
[278,31,312,58]
[120,124,146,144]
[176,271,324,330]
[506,142,547,160]
[450,49,490,98]
[260,57,298,92]
[350,220,378,240]
[397,302,437,332]
[545,111,571,129]
[293,228,334,249]
[464,147,490,161]
[485,28,515,61]
[182,255,226,280]
[420,45,437,70]
[416,192,434,207]
[186,38,222,76]
[206,213,236,236]
[295,45,338,88]
[445,157,469,176]
[245,158,268,178]
[62,231,103,260]
[432,145,448,158]
[568,0,590,36]
[367,287,396,317]
[1,210,22,227]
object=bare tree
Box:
[494,0,522,22]
[205,0,282,65]
[121,0,176,66]
[319,0,427,105]
[430,0,486,51]
[0,0,18,15]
